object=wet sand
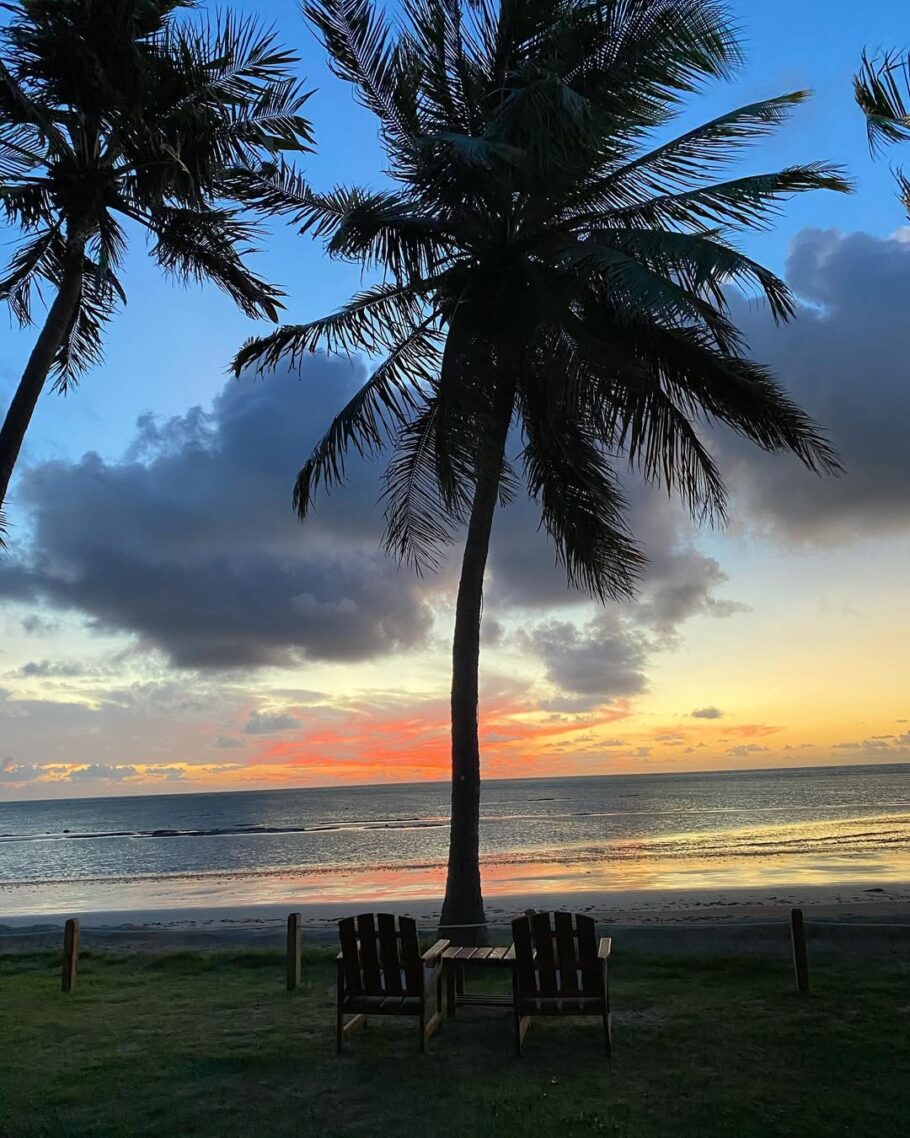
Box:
[2,882,908,956]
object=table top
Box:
[442,945,514,963]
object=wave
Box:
[2,813,907,891]
[0,818,449,845]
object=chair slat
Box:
[338,917,363,995]
[554,911,579,994]
[531,911,558,996]
[377,913,403,994]
[398,915,421,994]
[511,914,537,996]
[574,913,601,994]
[356,913,382,993]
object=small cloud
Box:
[629,746,651,758]
[727,744,768,757]
[19,660,84,678]
[66,764,140,782]
[243,709,300,735]
[690,707,723,720]
[215,736,244,749]
[20,614,59,636]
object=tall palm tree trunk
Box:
[440,395,512,945]
[0,242,85,520]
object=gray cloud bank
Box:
[0,359,435,669]
[727,228,910,541]
[1,227,906,697]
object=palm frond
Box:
[142,205,284,321]
[588,164,851,233]
[854,49,910,153]
[519,384,644,602]
[383,400,462,571]
[293,317,442,516]
[232,279,429,374]
[305,0,418,147]
[589,92,811,206]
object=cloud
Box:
[726,229,910,542]
[19,614,59,635]
[66,763,142,782]
[214,735,244,749]
[727,744,768,757]
[521,612,650,708]
[0,359,436,669]
[691,706,724,719]
[18,660,85,678]
[243,709,300,735]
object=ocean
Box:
[1,764,908,918]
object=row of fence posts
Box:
[56,907,812,996]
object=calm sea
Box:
[1,764,908,917]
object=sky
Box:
[0,0,909,800]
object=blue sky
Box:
[1,0,907,472]
[2,1,910,798]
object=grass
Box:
[1,946,909,1137]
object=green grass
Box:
[1,947,908,1137]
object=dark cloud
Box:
[242,709,300,735]
[66,763,142,782]
[691,706,724,719]
[19,614,60,635]
[0,758,41,783]
[214,735,244,749]
[521,613,650,708]
[18,660,85,678]
[725,229,910,542]
[0,359,435,669]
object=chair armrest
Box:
[504,944,516,961]
[421,939,450,964]
[598,937,612,960]
[336,951,344,961]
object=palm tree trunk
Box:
[0,242,85,521]
[440,396,512,945]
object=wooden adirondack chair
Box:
[335,913,449,1054]
[511,911,612,1057]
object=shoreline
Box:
[3,882,909,955]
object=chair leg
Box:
[514,1012,530,1058]
[336,1003,344,1055]
[603,1010,612,1058]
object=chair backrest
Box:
[338,913,422,997]
[511,911,602,998]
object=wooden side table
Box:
[442,945,515,1017]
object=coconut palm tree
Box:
[0,0,313,533]
[234,0,848,942]
[855,48,910,212]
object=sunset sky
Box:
[1,0,908,800]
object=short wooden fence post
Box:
[62,918,80,993]
[286,912,302,991]
[790,907,809,994]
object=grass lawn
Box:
[1,946,908,1137]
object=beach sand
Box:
[2,882,909,956]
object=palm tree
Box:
[235,0,848,942]
[0,0,313,532]
[855,48,910,212]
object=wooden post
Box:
[790,907,809,994]
[286,912,302,991]
[62,918,80,993]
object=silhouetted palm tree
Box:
[855,48,910,213]
[0,0,312,532]
[235,0,848,941]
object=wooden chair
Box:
[511,911,612,1057]
[335,913,449,1054]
